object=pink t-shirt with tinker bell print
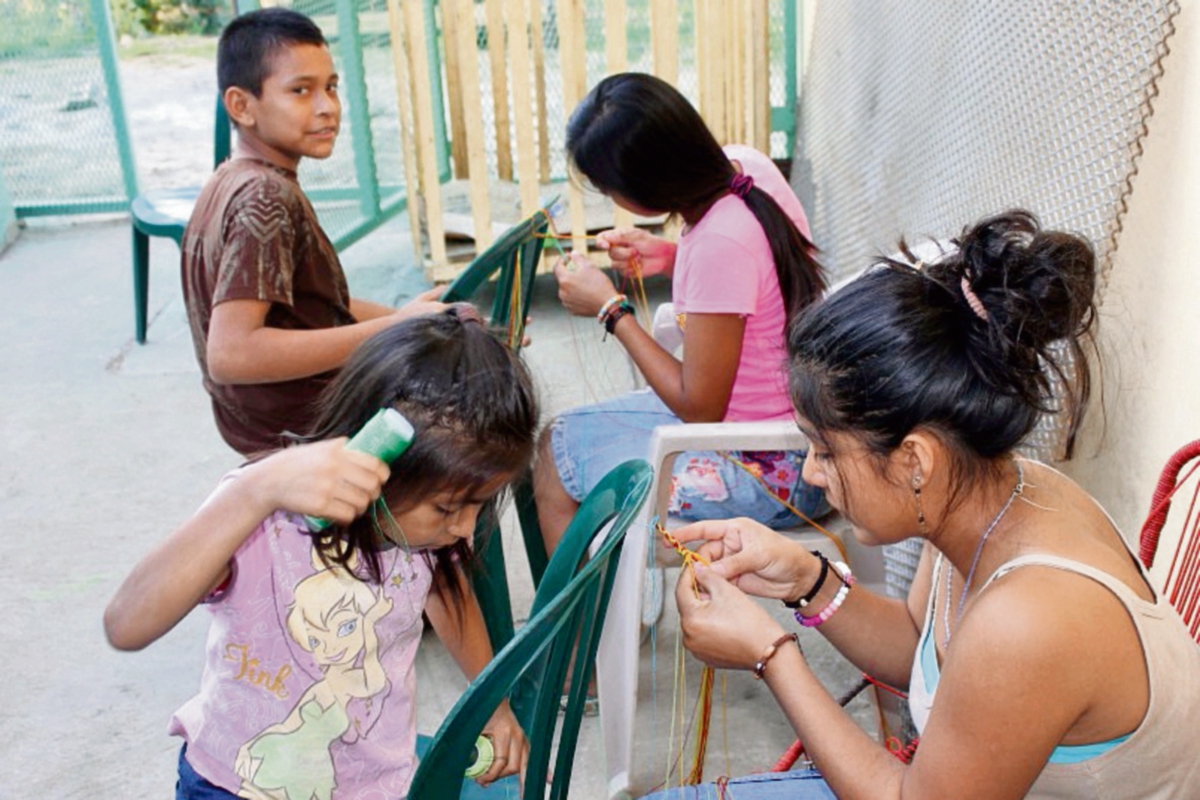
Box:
[672,144,813,423]
[169,481,433,800]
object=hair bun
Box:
[954,209,1096,348]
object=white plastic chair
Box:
[594,304,888,799]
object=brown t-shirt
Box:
[181,158,355,455]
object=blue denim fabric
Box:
[640,769,835,799]
[549,390,829,529]
[176,745,239,800]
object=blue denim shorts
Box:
[549,390,829,529]
[640,768,835,799]
[176,745,238,800]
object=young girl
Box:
[653,211,1200,799]
[534,72,829,560]
[104,307,540,799]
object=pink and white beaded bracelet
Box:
[796,561,855,628]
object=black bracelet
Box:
[603,302,635,336]
[784,550,830,609]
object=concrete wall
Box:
[1062,5,1200,582]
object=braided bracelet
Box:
[752,632,800,680]
[596,293,628,323]
[796,561,855,628]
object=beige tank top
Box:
[981,553,1200,799]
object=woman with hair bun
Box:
[647,210,1200,799]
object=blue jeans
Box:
[176,745,238,800]
[640,769,835,799]
[550,390,829,529]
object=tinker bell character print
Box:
[235,550,393,800]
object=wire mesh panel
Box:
[283,0,411,249]
[793,0,1180,465]
[0,0,137,215]
[793,1,1180,293]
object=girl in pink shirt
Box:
[535,73,829,563]
[105,308,538,799]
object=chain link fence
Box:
[0,0,137,215]
[793,1,1181,592]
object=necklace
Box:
[942,459,1025,648]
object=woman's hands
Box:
[596,227,677,278]
[670,518,823,672]
[676,562,789,671]
[668,518,820,603]
[552,253,620,318]
[477,701,529,786]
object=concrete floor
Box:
[0,213,878,799]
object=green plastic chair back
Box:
[408,460,652,800]
[129,95,230,342]
[439,204,558,649]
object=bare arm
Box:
[670,518,922,686]
[426,571,528,785]
[207,287,447,384]
[679,541,1143,800]
[611,310,742,422]
[103,441,388,651]
[552,256,742,422]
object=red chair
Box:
[1138,438,1200,642]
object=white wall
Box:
[1063,5,1200,582]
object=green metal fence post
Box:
[336,0,381,218]
[425,0,451,182]
[768,0,798,157]
[90,0,138,201]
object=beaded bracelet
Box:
[783,550,830,609]
[596,293,628,323]
[752,632,800,680]
[796,561,855,628]
[603,303,635,336]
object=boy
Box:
[182,8,443,455]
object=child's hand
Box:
[477,701,528,787]
[596,227,676,278]
[394,286,449,321]
[249,439,389,525]
[552,253,619,318]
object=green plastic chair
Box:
[409,459,652,800]
[438,203,558,650]
[130,95,231,343]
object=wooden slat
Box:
[557,0,588,252]
[403,0,447,265]
[604,0,634,231]
[507,0,541,216]
[452,0,494,249]
[730,0,743,145]
[440,0,470,179]
[650,0,677,84]
[484,0,512,180]
[751,0,770,152]
[529,0,551,183]
[385,0,425,262]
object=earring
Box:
[912,474,929,536]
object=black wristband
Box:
[603,302,635,335]
[784,550,830,609]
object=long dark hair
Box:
[302,308,539,611]
[566,72,825,321]
[789,209,1097,493]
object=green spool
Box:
[464,734,494,779]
